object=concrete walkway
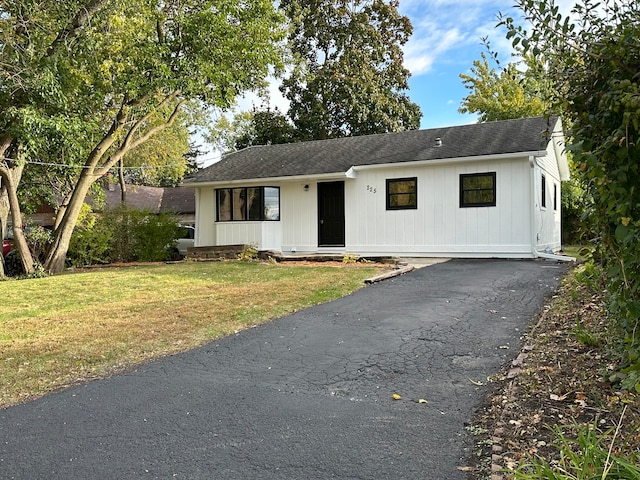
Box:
[0,259,568,479]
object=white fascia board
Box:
[185,171,351,188]
[349,151,546,173]
[184,151,548,187]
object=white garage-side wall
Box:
[533,144,563,252]
[341,157,534,258]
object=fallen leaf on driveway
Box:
[418,398,427,404]
[550,393,569,401]
[392,393,401,400]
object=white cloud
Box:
[400,0,516,76]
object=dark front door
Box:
[318,181,345,247]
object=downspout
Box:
[529,156,575,262]
[529,156,538,259]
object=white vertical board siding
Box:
[194,187,216,247]
[346,158,533,257]
[281,182,318,252]
[194,186,282,250]
[534,146,563,251]
[216,222,263,246]
[261,222,282,251]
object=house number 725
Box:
[366,185,377,194]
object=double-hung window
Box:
[460,172,496,207]
[217,187,280,221]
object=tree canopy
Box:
[0,0,286,273]
[459,52,551,122]
[279,0,422,140]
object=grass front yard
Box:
[0,260,386,408]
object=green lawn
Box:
[0,261,386,407]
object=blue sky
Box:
[200,0,576,163]
[400,0,519,128]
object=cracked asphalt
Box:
[0,259,568,479]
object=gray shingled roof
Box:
[160,187,195,214]
[186,116,558,184]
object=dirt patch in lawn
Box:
[465,264,640,479]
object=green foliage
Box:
[237,243,259,262]
[67,204,113,267]
[501,0,640,391]
[68,205,181,265]
[574,317,602,348]
[133,213,182,262]
[211,107,297,152]
[459,52,551,122]
[3,250,24,277]
[515,417,640,479]
[1,0,287,272]
[23,223,52,265]
[279,0,422,140]
[235,108,297,150]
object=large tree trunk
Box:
[44,169,96,274]
[0,166,35,275]
[0,169,9,279]
[0,138,35,275]
[44,94,185,274]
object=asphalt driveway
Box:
[0,259,568,479]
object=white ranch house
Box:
[185,116,570,259]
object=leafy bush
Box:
[133,213,181,262]
[68,204,181,265]
[237,243,258,261]
[67,204,112,267]
[3,249,24,277]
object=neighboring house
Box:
[159,186,196,226]
[101,183,196,227]
[23,183,195,229]
[184,116,570,259]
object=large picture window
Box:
[216,187,280,221]
[386,177,417,210]
[460,172,496,207]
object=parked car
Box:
[176,224,195,256]
[2,238,13,257]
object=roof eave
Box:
[351,151,546,173]
[184,151,549,187]
[184,171,350,188]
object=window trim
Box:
[386,177,418,210]
[459,172,497,208]
[216,186,280,222]
[541,173,547,209]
